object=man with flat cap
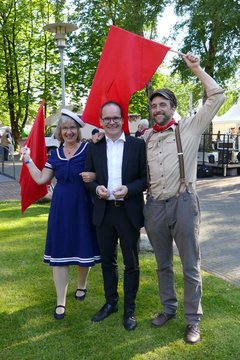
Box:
[143,53,225,344]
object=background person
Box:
[227,127,236,140]
[135,119,149,137]
[90,127,100,142]
[84,101,147,331]
[21,109,101,320]
[134,124,142,137]
[143,53,225,344]
[1,127,12,161]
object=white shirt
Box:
[106,132,125,200]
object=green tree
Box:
[0,0,65,144]
[171,0,240,95]
[66,0,167,107]
[169,0,240,137]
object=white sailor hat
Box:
[61,109,85,127]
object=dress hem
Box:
[44,259,101,267]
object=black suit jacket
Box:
[85,135,147,230]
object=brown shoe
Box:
[151,312,176,327]
[185,324,201,344]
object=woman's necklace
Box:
[64,143,79,155]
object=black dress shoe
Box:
[91,303,118,322]
[123,314,137,331]
[185,324,201,344]
[54,305,66,320]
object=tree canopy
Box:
[0,0,64,142]
[171,0,240,87]
[0,0,239,145]
[66,0,166,105]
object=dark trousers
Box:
[3,147,9,161]
[96,202,140,314]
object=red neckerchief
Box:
[141,128,148,135]
[153,119,176,133]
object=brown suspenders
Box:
[145,124,186,197]
[175,124,187,194]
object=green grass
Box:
[0,201,240,360]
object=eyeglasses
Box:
[101,116,122,124]
[61,126,78,132]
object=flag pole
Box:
[169,48,186,57]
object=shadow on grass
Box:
[1,202,240,359]
[0,200,49,219]
[0,301,183,360]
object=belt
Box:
[148,196,175,204]
[107,200,124,207]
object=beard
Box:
[154,112,172,125]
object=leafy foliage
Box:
[66,0,166,106]
[0,0,239,146]
[171,0,240,86]
[0,0,63,142]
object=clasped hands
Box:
[96,185,128,200]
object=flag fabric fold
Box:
[19,100,48,213]
[81,25,170,134]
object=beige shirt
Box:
[143,87,225,200]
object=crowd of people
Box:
[20,53,225,344]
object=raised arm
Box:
[183,53,221,91]
[20,146,54,185]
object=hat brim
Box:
[61,109,85,127]
[150,91,172,102]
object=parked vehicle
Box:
[45,127,60,154]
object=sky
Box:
[156,5,184,65]
[157,5,178,45]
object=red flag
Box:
[81,25,170,134]
[19,100,48,213]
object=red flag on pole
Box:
[81,25,170,134]
[19,100,48,213]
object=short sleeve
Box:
[44,152,54,170]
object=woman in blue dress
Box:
[21,109,100,320]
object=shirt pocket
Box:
[166,136,177,154]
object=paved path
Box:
[138,176,240,287]
[0,159,22,201]
[0,163,239,287]
[196,176,240,286]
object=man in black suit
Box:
[85,101,147,330]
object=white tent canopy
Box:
[212,98,240,134]
[214,98,240,122]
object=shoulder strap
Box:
[175,124,186,192]
[145,130,154,197]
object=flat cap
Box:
[150,89,177,108]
